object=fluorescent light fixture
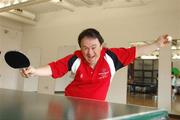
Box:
[0,3,5,9]
[103,0,154,9]
[141,55,158,59]
[50,0,75,12]
[171,45,177,50]
[9,9,36,20]
[0,12,36,25]
[50,0,59,3]
[0,0,26,8]
[0,0,49,12]
[172,54,180,59]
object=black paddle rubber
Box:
[4,51,30,69]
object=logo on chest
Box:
[98,68,109,79]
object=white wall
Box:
[55,45,76,91]
[0,16,23,90]
[23,48,41,91]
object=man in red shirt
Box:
[21,28,170,101]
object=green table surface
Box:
[0,89,168,120]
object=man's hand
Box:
[20,65,52,78]
[156,34,171,48]
[20,66,36,78]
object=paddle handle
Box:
[20,68,29,78]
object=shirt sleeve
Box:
[109,47,136,66]
[48,54,74,79]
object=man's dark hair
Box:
[78,28,104,47]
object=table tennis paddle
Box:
[4,51,30,69]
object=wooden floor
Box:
[171,95,180,114]
[127,93,180,119]
[127,93,157,107]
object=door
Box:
[0,26,22,89]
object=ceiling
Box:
[23,1,65,14]
[0,0,154,14]
[0,0,154,25]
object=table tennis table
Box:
[0,89,168,120]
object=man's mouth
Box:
[87,55,95,61]
[88,55,95,58]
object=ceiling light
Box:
[50,0,75,12]
[172,54,180,59]
[171,45,177,50]
[141,55,158,59]
[0,0,27,8]
[50,0,59,3]
[0,0,49,12]
[9,9,36,20]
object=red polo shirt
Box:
[49,47,136,100]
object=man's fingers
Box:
[20,69,28,78]
[20,67,31,78]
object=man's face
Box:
[80,37,102,67]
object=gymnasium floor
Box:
[127,93,180,119]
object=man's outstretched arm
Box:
[136,34,171,57]
[20,65,52,78]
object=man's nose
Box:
[88,49,93,55]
